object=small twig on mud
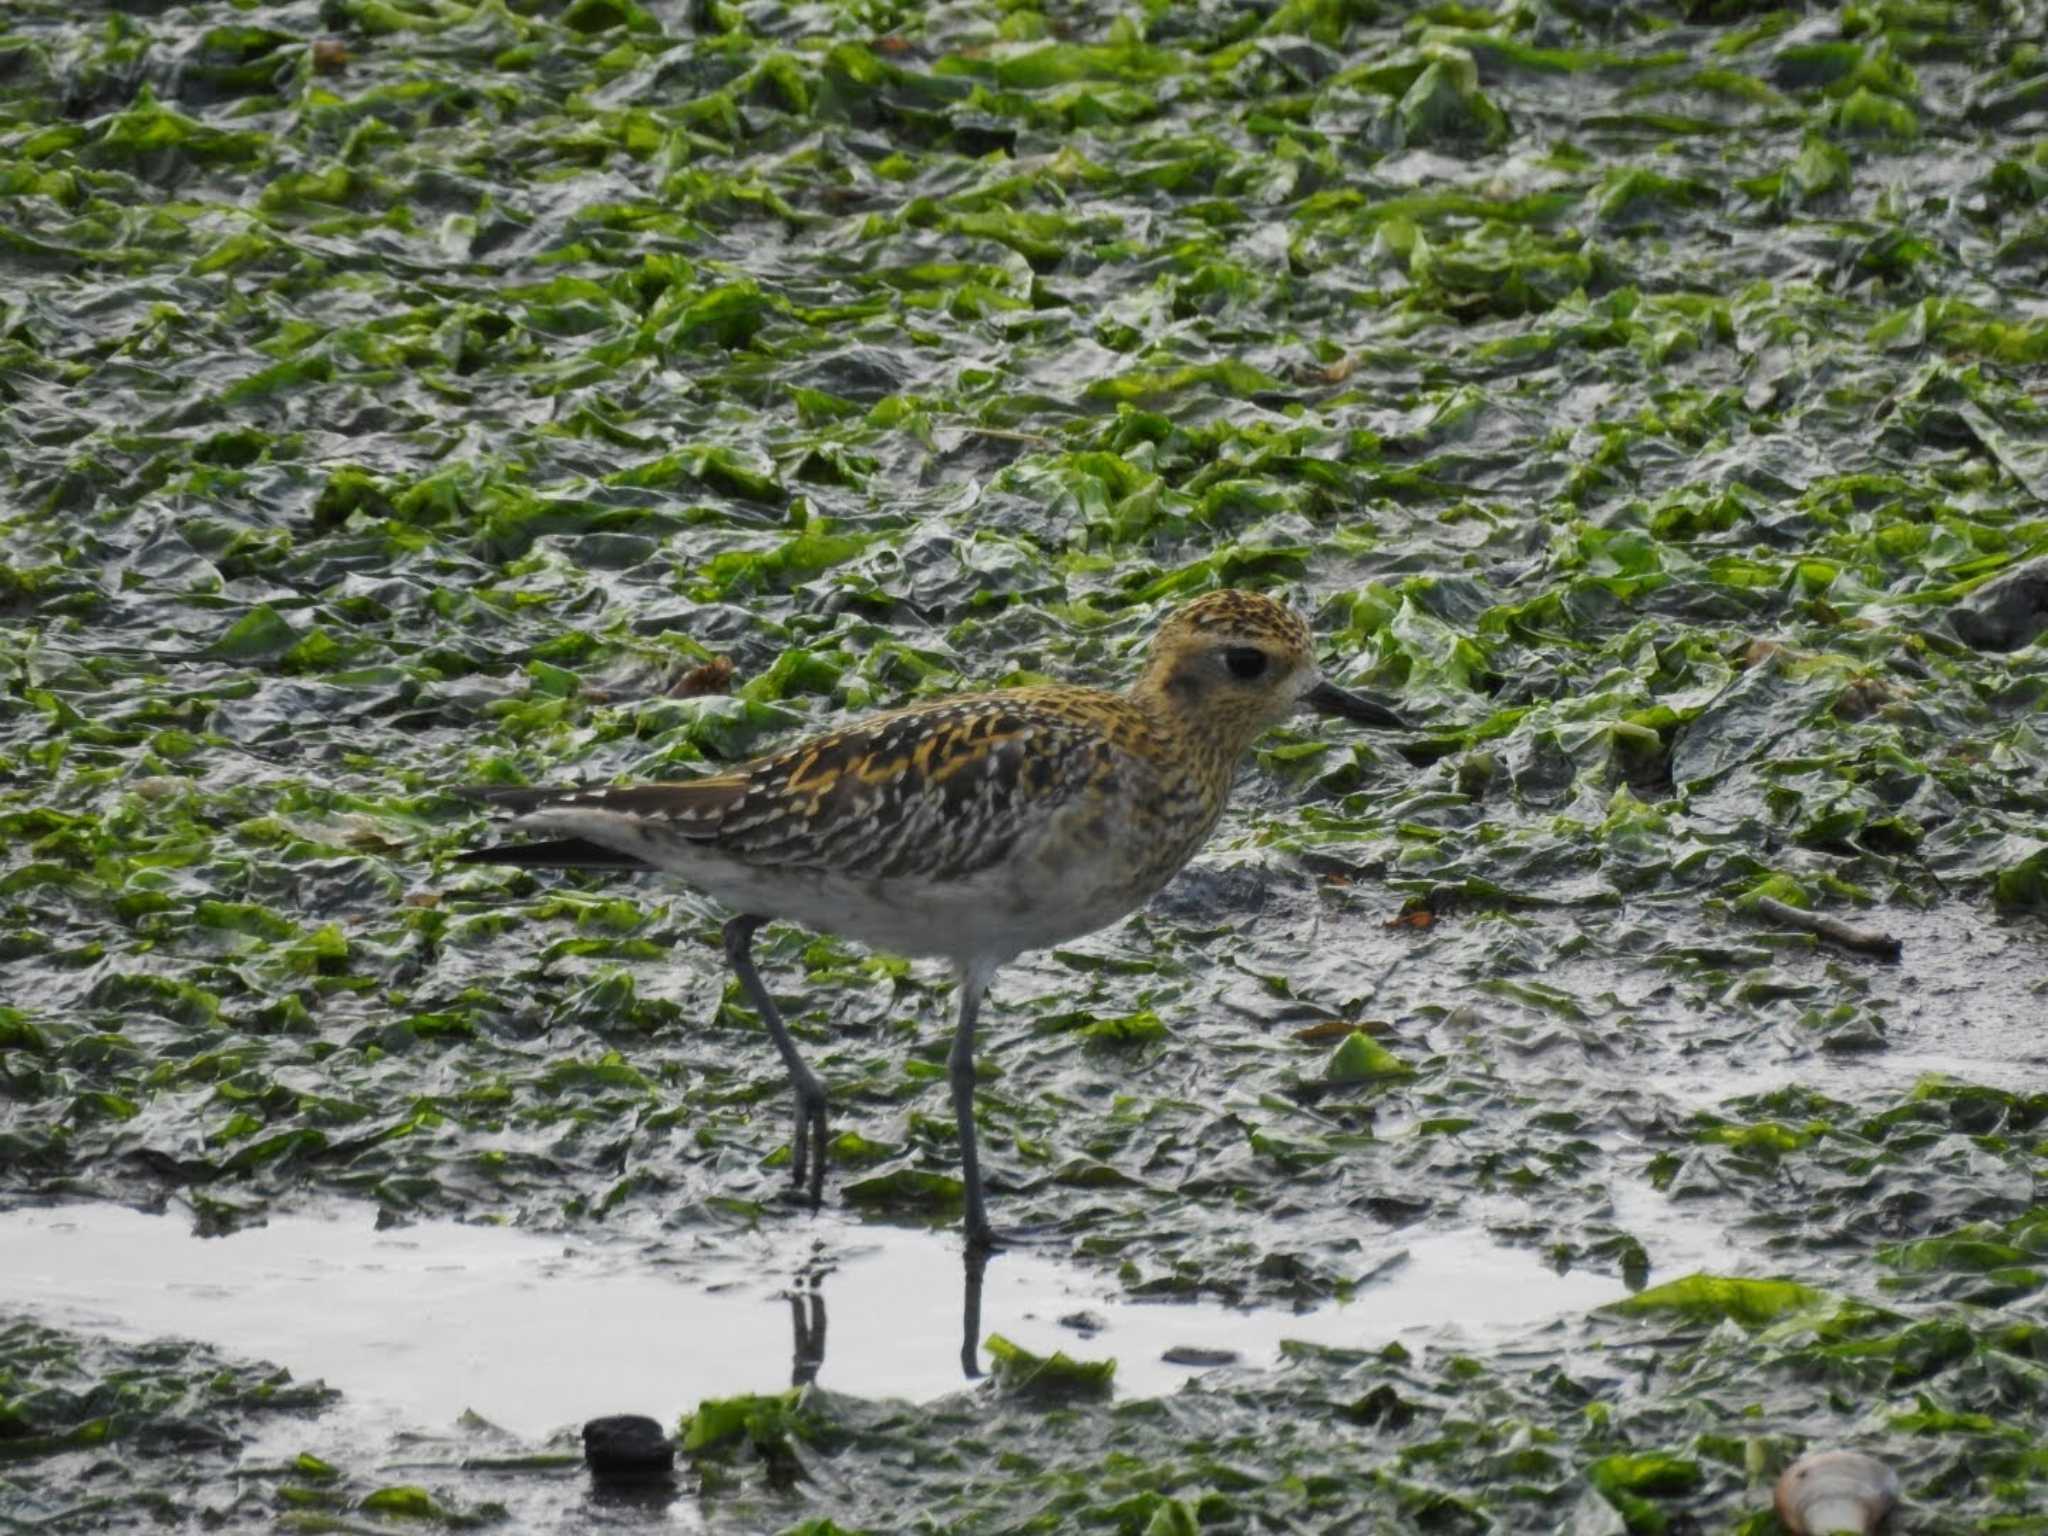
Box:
[954,426,1059,448]
[1753,896,1903,961]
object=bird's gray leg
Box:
[960,1245,988,1379]
[723,915,828,1206]
[949,964,996,1250]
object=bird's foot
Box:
[786,1086,830,1209]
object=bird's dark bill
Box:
[1305,679,1410,731]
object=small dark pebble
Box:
[582,1415,676,1483]
[1163,1346,1239,1367]
[1059,1309,1107,1335]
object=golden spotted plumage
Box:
[455,589,1408,1248]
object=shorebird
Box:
[454,589,1408,1248]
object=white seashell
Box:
[1774,1449,1900,1535]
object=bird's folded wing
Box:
[457,693,1123,885]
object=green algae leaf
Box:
[1325,1031,1412,1081]
[225,1130,329,1172]
[1886,1395,2021,1439]
[0,1009,49,1052]
[614,445,784,504]
[1409,223,1603,316]
[87,970,220,1023]
[936,41,1184,89]
[824,1131,897,1167]
[681,1390,805,1454]
[1588,1453,1702,1496]
[1734,873,1810,910]
[1836,85,1920,140]
[561,0,658,34]
[1399,56,1509,149]
[1248,1128,1345,1170]
[947,208,1113,265]
[204,606,299,660]
[531,895,647,933]
[1039,1007,1168,1043]
[1479,978,1587,1021]
[1083,360,1283,404]
[1991,845,2048,910]
[842,1169,960,1211]
[1138,1498,1201,1536]
[1587,1450,1704,1530]
[984,1334,1114,1402]
[540,1054,653,1095]
[195,900,298,941]
[1880,1226,2035,1275]
[70,1092,140,1121]
[360,1485,443,1516]
[1696,1120,1820,1153]
[694,531,867,601]
[1606,1274,1828,1328]
[87,88,269,169]
[1592,168,1720,225]
[1869,297,2048,363]
[653,280,788,349]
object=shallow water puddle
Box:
[0,1203,1624,1436]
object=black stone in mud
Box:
[582,1414,676,1483]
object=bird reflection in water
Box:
[787,1259,825,1387]
[780,1247,992,1386]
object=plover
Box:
[454,589,1408,1248]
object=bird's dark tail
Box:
[452,837,652,871]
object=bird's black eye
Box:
[1223,647,1268,681]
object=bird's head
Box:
[1136,589,1408,754]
